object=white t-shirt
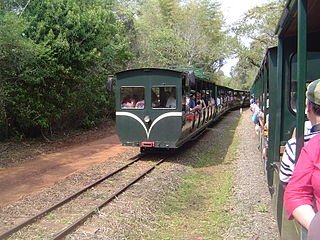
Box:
[166,97,176,108]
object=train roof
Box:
[116,67,182,77]
[171,66,211,80]
[253,46,277,83]
[275,0,320,37]
[116,67,212,82]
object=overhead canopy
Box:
[275,0,320,37]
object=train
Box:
[109,67,249,153]
[251,0,320,239]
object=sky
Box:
[219,0,270,76]
[220,0,270,25]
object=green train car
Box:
[113,68,248,152]
[251,0,320,238]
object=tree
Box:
[1,0,132,139]
[229,0,285,88]
[131,0,227,76]
[0,12,47,138]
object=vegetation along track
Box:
[0,153,168,239]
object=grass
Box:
[46,213,56,221]
[147,167,234,239]
[257,203,269,213]
[141,116,241,240]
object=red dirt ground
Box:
[0,133,129,208]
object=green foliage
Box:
[0,0,131,139]
[229,0,285,89]
[0,12,45,138]
[129,0,227,74]
[158,0,179,25]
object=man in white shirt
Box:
[166,91,176,108]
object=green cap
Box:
[307,79,320,105]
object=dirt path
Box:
[0,134,129,207]
[225,109,279,239]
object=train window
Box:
[152,86,176,109]
[290,52,320,112]
[289,82,297,113]
[120,87,145,109]
[289,82,309,113]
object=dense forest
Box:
[0,0,284,140]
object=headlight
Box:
[144,115,151,123]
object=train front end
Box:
[115,68,183,151]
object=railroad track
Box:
[0,154,168,239]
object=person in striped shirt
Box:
[279,126,320,184]
[279,79,320,184]
[284,79,320,236]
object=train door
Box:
[146,70,185,149]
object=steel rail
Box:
[0,154,142,239]
[53,157,167,240]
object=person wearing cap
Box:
[284,79,320,235]
[280,79,320,184]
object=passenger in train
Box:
[187,95,201,116]
[166,90,176,108]
[201,91,208,107]
[250,95,255,105]
[284,79,320,232]
[205,91,212,105]
[121,95,130,107]
[280,80,320,184]
[135,99,144,108]
[261,112,269,159]
[121,95,136,108]
[241,95,246,107]
[185,95,190,110]
[195,92,204,108]
[191,92,205,113]
[251,100,261,124]
[151,90,158,108]
[251,100,263,136]
[221,96,225,107]
[194,101,203,112]
[188,93,196,110]
[216,96,221,110]
[279,121,315,184]
[210,96,215,106]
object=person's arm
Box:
[284,140,317,225]
[279,140,296,184]
[292,205,315,230]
